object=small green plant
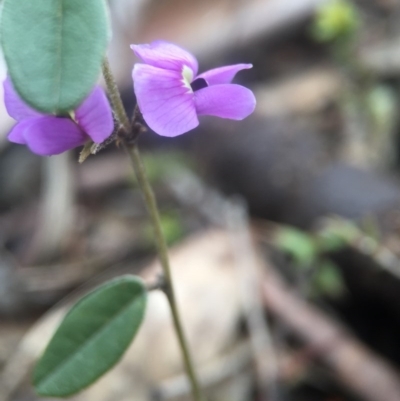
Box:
[0,1,253,399]
[311,0,359,43]
[273,225,346,298]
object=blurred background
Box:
[2,0,400,400]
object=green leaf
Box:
[1,0,109,113]
[33,276,147,397]
[317,219,359,252]
[313,260,345,298]
[275,227,317,268]
[311,0,359,43]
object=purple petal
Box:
[3,77,43,121]
[133,63,199,137]
[23,116,87,156]
[194,84,256,120]
[131,41,198,76]
[8,120,34,144]
[75,86,114,143]
[197,64,252,86]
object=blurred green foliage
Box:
[275,227,317,268]
[144,151,193,183]
[311,0,359,43]
[273,217,394,298]
[366,85,398,161]
[273,222,351,298]
[312,260,346,298]
[159,212,185,245]
[128,151,193,187]
[316,219,358,252]
[143,211,184,246]
[367,86,397,130]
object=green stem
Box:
[102,59,130,130]
[101,59,204,401]
[127,144,204,401]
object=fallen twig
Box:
[260,261,400,401]
[226,200,280,401]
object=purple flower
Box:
[131,41,256,137]
[4,77,114,156]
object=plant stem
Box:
[101,59,204,401]
[127,144,204,401]
[102,58,130,130]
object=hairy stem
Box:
[102,59,130,130]
[101,59,204,401]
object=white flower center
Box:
[181,65,194,92]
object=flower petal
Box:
[197,64,252,86]
[131,41,198,76]
[8,119,34,144]
[3,77,42,121]
[23,116,87,156]
[194,84,256,120]
[133,63,199,137]
[75,86,114,143]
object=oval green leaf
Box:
[33,276,147,397]
[0,0,109,113]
